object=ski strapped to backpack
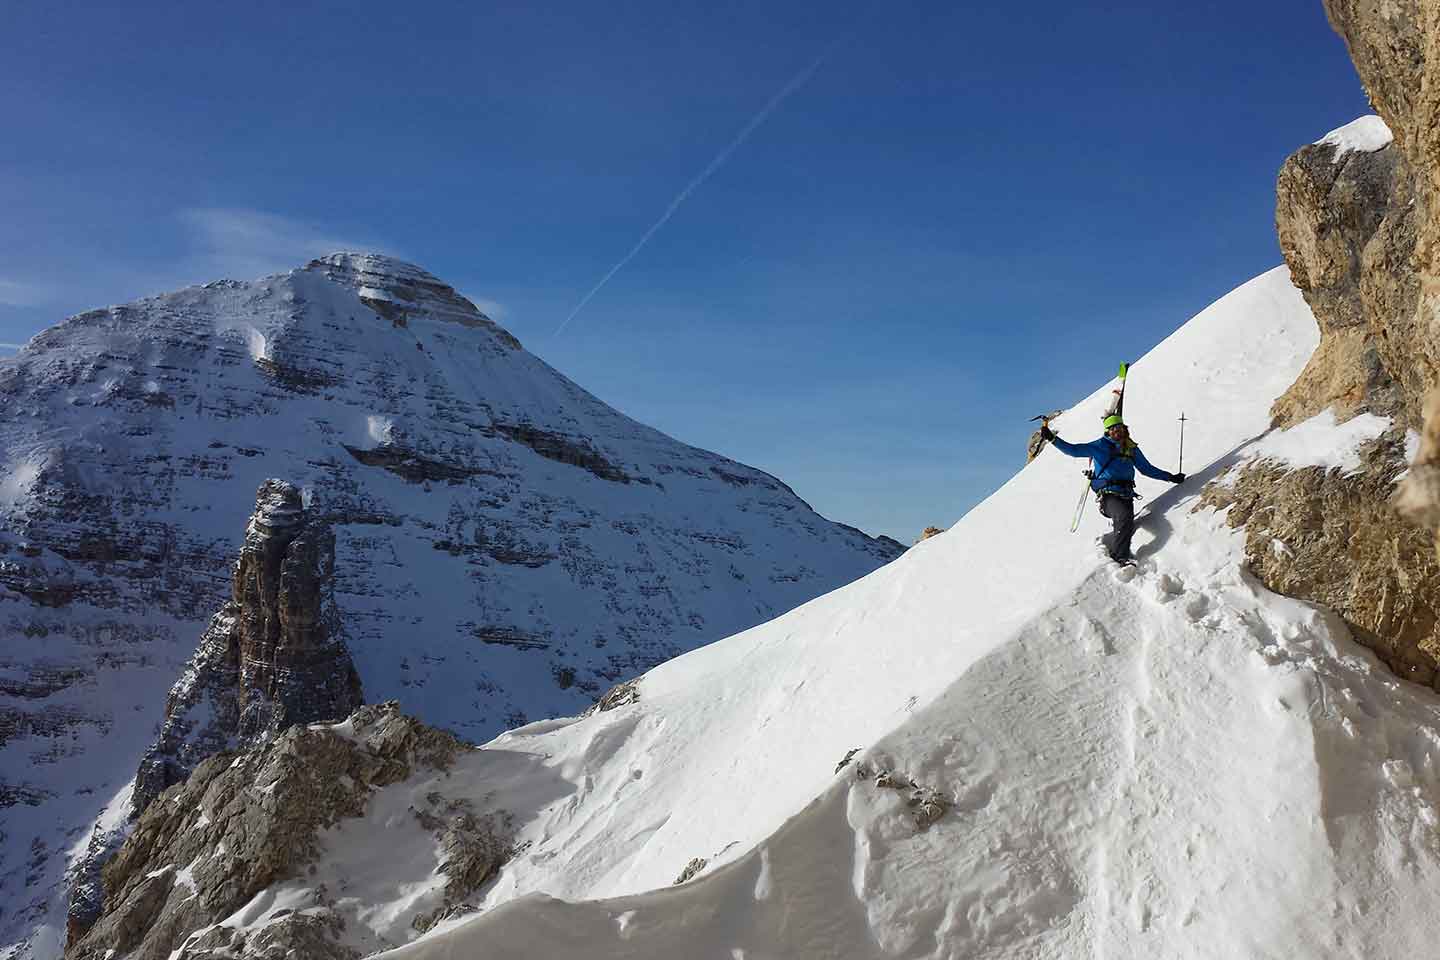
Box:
[1070,361,1133,533]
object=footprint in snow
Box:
[1152,573,1184,602]
[1078,616,1115,656]
[1183,593,1210,621]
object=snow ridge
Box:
[317,265,1432,957]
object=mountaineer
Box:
[1040,416,1184,564]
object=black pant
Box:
[1100,494,1135,561]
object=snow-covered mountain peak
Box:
[306,251,449,287]
[0,255,902,956]
[299,252,507,336]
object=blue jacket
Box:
[1050,435,1174,497]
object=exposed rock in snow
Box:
[1203,422,1440,688]
[63,477,365,945]
[1322,2,1429,165]
[1326,0,1440,584]
[671,858,707,885]
[67,703,487,960]
[132,479,365,818]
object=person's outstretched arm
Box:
[1134,446,1184,483]
[1046,433,1106,460]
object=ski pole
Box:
[1177,412,1187,473]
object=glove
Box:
[1171,472,1186,484]
[1040,424,1056,442]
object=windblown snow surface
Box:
[214,266,1440,958]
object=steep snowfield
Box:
[266,265,1440,957]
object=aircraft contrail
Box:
[554,56,826,337]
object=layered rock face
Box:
[1272,119,1416,426]
[133,479,364,815]
[65,480,363,944]
[1241,1,1440,690]
[67,703,499,960]
[1314,2,1440,540]
[0,252,902,954]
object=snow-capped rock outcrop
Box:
[1272,114,1413,426]
[1201,423,1440,687]
[67,703,485,960]
[0,253,901,955]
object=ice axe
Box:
[1177,412,1188,473]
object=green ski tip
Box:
[1118,361,1130,380]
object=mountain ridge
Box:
[69,263,1440,959]
[0,252,901,956]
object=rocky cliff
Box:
[1272,0,1440,428]
[64,479,364,945]
[0,253,903,955]
[1309,0,1440,446]
[66,703,496,960]
[1219,0,1440,693]
[132,479,364,817]
[1326,0,1440,560]
[1272,115,1415,427]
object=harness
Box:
[1087,441,1140,502]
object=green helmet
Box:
[1103,415,1125,430]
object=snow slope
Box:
[302,265,1440,957]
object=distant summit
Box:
[302,253,512,338]
[0,254,902,954]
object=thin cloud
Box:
[0,278,51,308]
[0,208,404,344]
[464,295,507,322]
[178,207,387,280]
[554,56,826,337]
[182,211,510,322]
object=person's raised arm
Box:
[1045,431,1102,460]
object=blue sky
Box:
[1,0,1368,541]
